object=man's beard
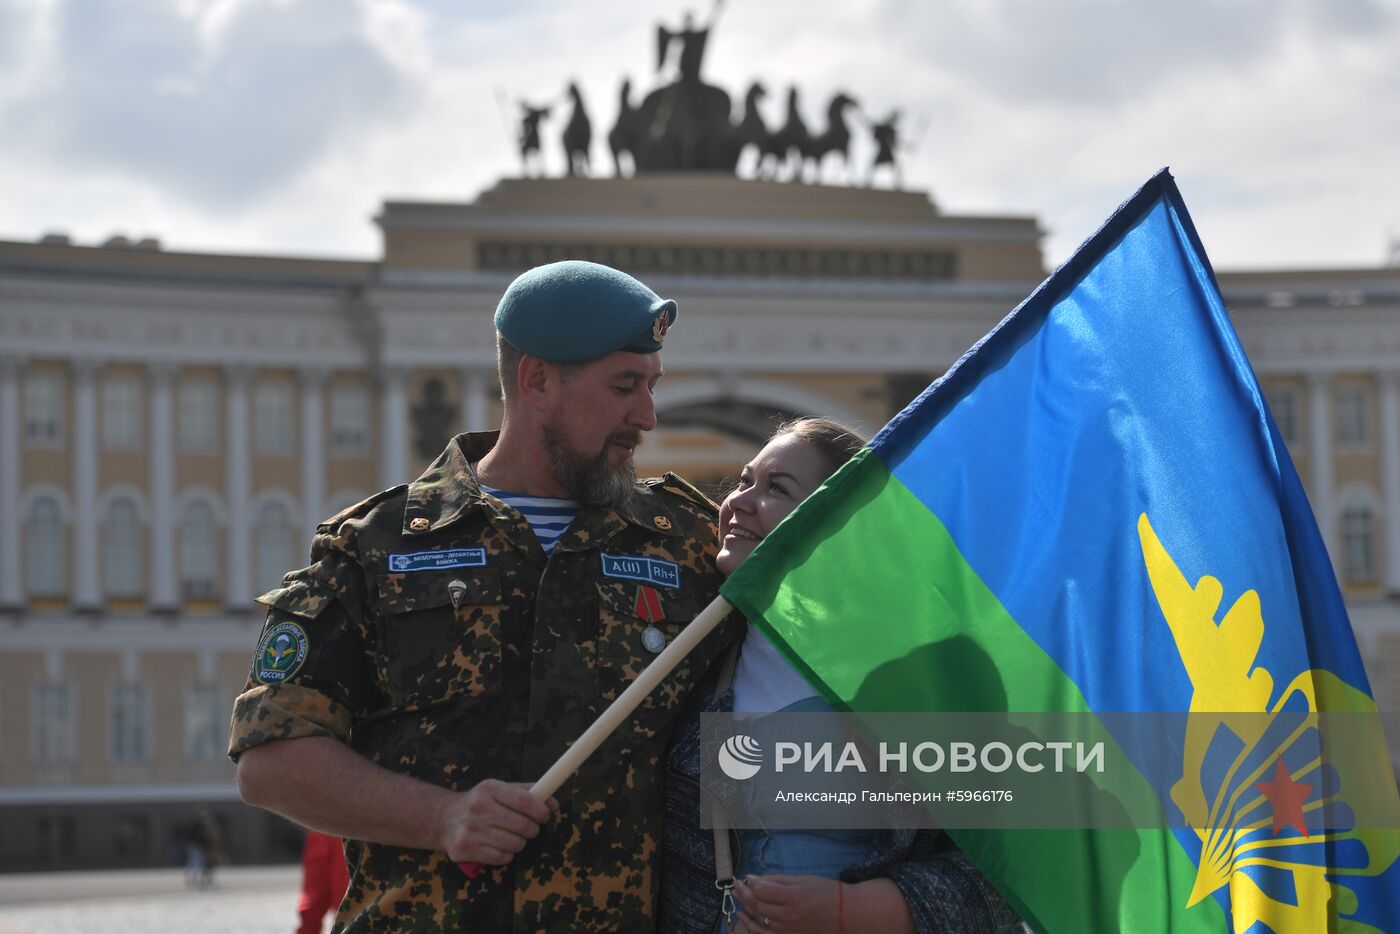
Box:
[541,421,641,509]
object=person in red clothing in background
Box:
[296,830,350,934]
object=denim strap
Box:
[711,643,742,888]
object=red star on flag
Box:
[1255,757,1312,838]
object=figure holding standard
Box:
[517,101,552,177]
[657,0,722,86]
[634,0,735,171]
[231,261,738,930]
[869,110,905,190]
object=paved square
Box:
[0,866,303,934]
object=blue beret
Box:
[494,261,678,363]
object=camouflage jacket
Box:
[229,432,738,932]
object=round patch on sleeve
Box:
[254,620,310,684]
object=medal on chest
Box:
[634,585,667,653]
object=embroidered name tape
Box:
[388,548,487,573]
[601,553,680,589]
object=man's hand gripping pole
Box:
[457,595,735,877]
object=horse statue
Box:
[561,81,592,177]
[804,92,859,184]
[517,102,551,177]
[766,86,810,182]
[733,81,770,177]
[608,78,640,177]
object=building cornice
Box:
[377,205,1043,247]
[0,274,368,368]
[0,616,261,649]
[0,783,240,805]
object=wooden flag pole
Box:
[530,594,734,797]
[458,594,734,876]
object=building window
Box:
[110,682,150,765]
[35,815,77,868]
[1265,388,1299,446]
[254,382,294,455]
[255,501,295,593]
[1336,386,1369,448]
[178,379,218,454]
[101,375,143,450]
[33,681,75,773]
[114,814,152,862]
[330,384,370,456]
[1341,504,1376,585]
[1384,634,1400,715]
[185,682,228,763]
[179,501,220,600]
[25,371,64,446]
[25,497,65,597]
[103,498,144,598]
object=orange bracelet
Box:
[837,880,845,934]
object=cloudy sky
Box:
[2,0,1397,270]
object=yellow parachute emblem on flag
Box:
[1138,513,1400,933]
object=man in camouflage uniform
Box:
[231,261,739,931]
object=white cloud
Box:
[2,0,417,207]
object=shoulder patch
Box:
[317,484,409,530]
[254,619,310,684]
[646,472,718,513]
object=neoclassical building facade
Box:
[1,176,1397,870]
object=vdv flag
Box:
[720,170,1400,932]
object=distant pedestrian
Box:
[182,820,205,889]
[296,830,350,934]
[184,809,222,889]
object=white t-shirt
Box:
[730,622,820,713]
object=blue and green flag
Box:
[720,170,1400,932]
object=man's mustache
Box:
[608,430,643,451]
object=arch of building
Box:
[654,377,871,444]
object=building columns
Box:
[1306,372,1337,574]
[460,368,492,434]
[300,369,327,544]
[224,366,253,610]
[379,367,408,487]
[0,356,22,609]
[72,361,101,610]
[1379,371,1400,594]
[148,364,178,612]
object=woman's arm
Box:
[730,833,1024,934]
[876,839,1025,934]
[733,875,913,934]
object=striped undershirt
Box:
[480,485,579,555]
